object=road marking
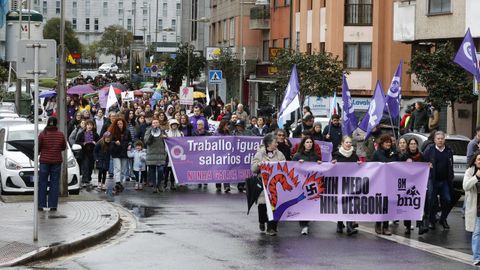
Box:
[357,224,472,265]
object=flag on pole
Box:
[454,28,480,81]
[206,85,210,105]
[385,61,403,119]
[106,85,118,113]
[278,65,301,128]
[341,75,358,136]
[330,91,337,117]
[358,81,386,138]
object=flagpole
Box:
[385,103,397,140]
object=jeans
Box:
[427,180,451,222]
[473,217,480,262]
[113,158,128,183]
[98,169,107,185]
[148,165,164,188]
[38,163,61,209]
[133,170,147,183]
[108,158,114,176]
[81,155,94,183]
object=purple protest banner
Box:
[165,136,263,184]
[260,161,429,222]
[289,138,333,162]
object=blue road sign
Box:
[209,70,222,84]
[143,67,151,74]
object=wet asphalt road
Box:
[29,184,476,270]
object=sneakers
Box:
[439,219,450,230]
[138,183,143,190]
[473,261,480,267]
[259,223,266,232]
[216,187,222,192]
[347,228,358,236]
[224,187,231,193]
[375,224,382,234]
[301,226,309,235]
[382,228,392,236]
[266,229,277,236]
[134,183,139,190]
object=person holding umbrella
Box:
[38,117,66,211]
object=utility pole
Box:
[187,0,192,86]
[58,0,68,196]
[239,0,244,105]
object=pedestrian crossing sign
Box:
[209,70,222,84]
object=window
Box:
[284,38,290,48]
[320,42,325,53]
[127,19,132,31]
[72,1,77,16]
[42,1,47,14]
[158,19,163,31]
[344,43,372,69]
[171,19,176,32]
[119,18,124,27]
[143,18,147,27]
[306,43,312,55]
[223,20,228,41]
[85,0,91,16]
[94,18,99,31]
[320,0,326,8]
[162,35,167,42]
[272,39,278,48]
[103,2,108,16]
[263,40,269,62]
[307,0,312,10]
[285,0,291,6]
[345,0,372,26]
[119,1,124,15]
[72,18,77,30]
[147,35,151,43]
[428,0,451,15]
[56,1,60,14]
[229,17,235,46]
[143,7,148,15]
[163,3,168,17]
[176,3,181,16]
[85,18,90,31]
[296,0,300,12]
[295,32,300,51]
[85,34,90,43]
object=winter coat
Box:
[135,122,148,142]
[323,124,343,150]
[463,166,479,232]
[69,126,84,146]
[144,126,167,166]
[75,130,100,159]
[372,148,399,163]
[110,129,132,159]
[291,143,322,159]
[423,145,454,183]
[39,126,66,164]
[292,150,321,162]
[251,145,286,204]
[332,150,359,163]
[277,140,292,161]
[127,149,147,171]
[94,141,112,170]
[252,125,269,137]
[189,115,208,133]
[408,108,429,132]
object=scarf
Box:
[339,146,353,158]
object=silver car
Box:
[401,132,469,193]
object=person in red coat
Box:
[38,117,66,211]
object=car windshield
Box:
[445,139,468,156]
[6,130,34,151]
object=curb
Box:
[0,202,122,267]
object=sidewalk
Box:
[0,194,121,267]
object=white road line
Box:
[357,225,472,265]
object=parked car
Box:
[400,132,469,193]
[0,118,31,130]
[0,112,20,119]
[0,102,16,113]
[98,63,119,73]
[0,124,80,195]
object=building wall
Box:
[270,1,290,48]
[415,0,466,40]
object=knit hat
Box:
[169,119,179,126]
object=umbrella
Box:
[39,90,57,98]
[83,92,98,99]
[246,175,264,215]
[139,87,154,93]
[7,140,34,161]
[133,90,144,97]
[67,84,95,95]
[105,83,127,92]
[193,91,206,99]
[100,87,122,95]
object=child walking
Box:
[127,140,147,190]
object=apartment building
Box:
[180,0,210,56]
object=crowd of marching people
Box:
[44,75,480,265]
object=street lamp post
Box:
[238,0,269,104]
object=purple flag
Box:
[358,81,386,138]
[261,161,429,221]
[385,61,402,119]
[454,28,480,81]
[341,75,358,136]
[278,65,300,128]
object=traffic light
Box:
[133,55,141,74]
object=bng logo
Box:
[397,178,421,209]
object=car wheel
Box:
[69,189,80,195]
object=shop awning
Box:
[247,78,277,84]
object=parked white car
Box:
[0,124,80,195]
[0,118,30,130]
[98,63,119,73]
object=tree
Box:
[43,18,81,54]
[272,49,344,98]
[97,25,133,64]
[164,43,206,92]
[410,42,477,133]
[82,41,99,67]
[209,48,240,84]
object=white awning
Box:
[247,78,277,84]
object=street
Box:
[22,183,475,270]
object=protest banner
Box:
[165,136,263,184]
[260,161,429,222]
[290,138,333,162]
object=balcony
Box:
[249,6,270,30]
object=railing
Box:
[344,4,372,26]
[250,6,270,29]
